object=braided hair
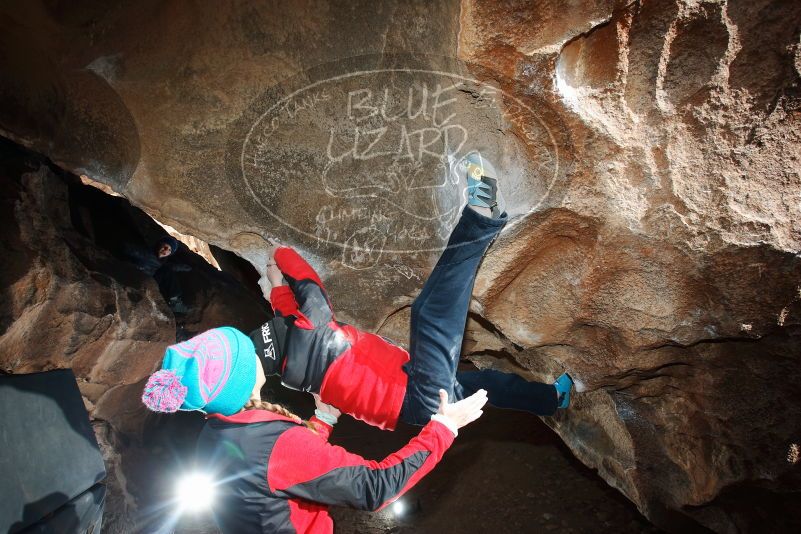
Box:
[241,399,317,433]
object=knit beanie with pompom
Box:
[142,327,257,416]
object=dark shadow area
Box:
[210,244,266,299]
[682,481,801,533]
[64,174,272,340]
[329,407,664,534]
[0,135,271,344]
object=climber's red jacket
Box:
[256,246,410,430]
[197,410,454,533]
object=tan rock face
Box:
[460,0,801,530]
[0,0,800,531]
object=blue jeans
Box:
[456,369,557,416]
[399,207,558,426]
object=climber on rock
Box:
[140,327,487,533]
[249,153,574,431]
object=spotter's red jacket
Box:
[251,247,410,430]
[197,410,454,533]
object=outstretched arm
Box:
[268,390,488,511]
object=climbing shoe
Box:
[464,152,502,218]
[553,372,573,409]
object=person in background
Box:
[249,153,574,432]
[124,235,192,316]
[141,327,487,533]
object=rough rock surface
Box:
[460,1,801,531]
[1,0,800,532]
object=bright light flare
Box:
[391,499,405,516]
[175,472,216,512]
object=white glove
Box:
[431,388,488,436]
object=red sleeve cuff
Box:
[269,286,314,329]
[426,419,457,448]
[309,416,333,441]
[270,285,298,315]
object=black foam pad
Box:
[0,370,106,533]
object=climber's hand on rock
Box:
[264,239,284,286]
[266,263,283,287]
[266,237,282,260]
[436,388,487,430]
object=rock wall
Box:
[0,1,800,532]
[459,1,801,531]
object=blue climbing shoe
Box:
[554,372,573,409]
[464,153,502,218]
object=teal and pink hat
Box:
[142,327,257,416]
